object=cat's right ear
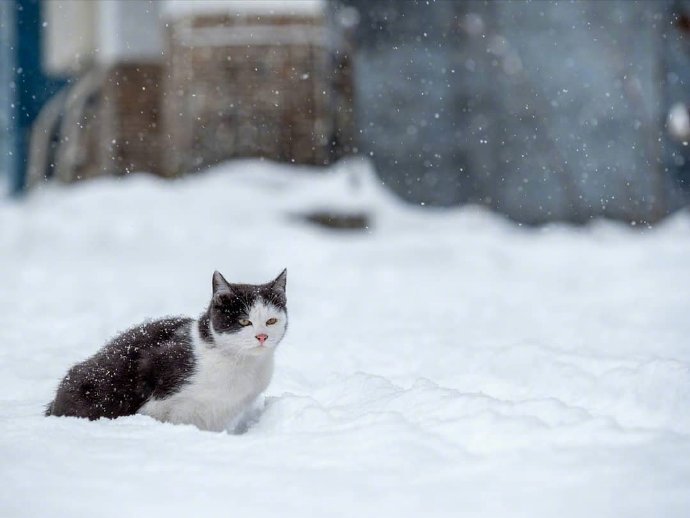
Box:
[271,268,287,294]
[212,271,232,295]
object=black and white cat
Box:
[46,270,287,432]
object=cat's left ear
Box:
[271,268,287,294]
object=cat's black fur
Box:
[46,270,287,421]
[46,317,196,420]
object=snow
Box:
[668,102,690,142]
[1,158,690,517]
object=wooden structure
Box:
[163,6,355,176]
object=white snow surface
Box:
[1,158,690,517]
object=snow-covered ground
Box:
[1,159,690,517]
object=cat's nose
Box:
[255,333,268,345]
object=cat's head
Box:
[202,270,288,355]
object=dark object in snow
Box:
[301,210,371,230]
[46,270,288,432]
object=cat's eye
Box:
[238,319,251,327]
[266,318,277,325]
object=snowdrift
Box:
[1,159,689,517]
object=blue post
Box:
[9,0,66,195]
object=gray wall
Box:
[341,0,689,223]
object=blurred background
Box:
[2,0,690,224]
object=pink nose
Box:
[255,334,268,345]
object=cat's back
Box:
[101,316,192,356]
[47,317,195,420]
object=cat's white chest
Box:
[138,348,274,432]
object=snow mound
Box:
[1,158,690,517]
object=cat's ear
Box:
[212,271,232,295]
[271,268,287,294]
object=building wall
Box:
[345,0,687,223]
[98,0,163,65]
[43,0,96,75]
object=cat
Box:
[45,269,287,432]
